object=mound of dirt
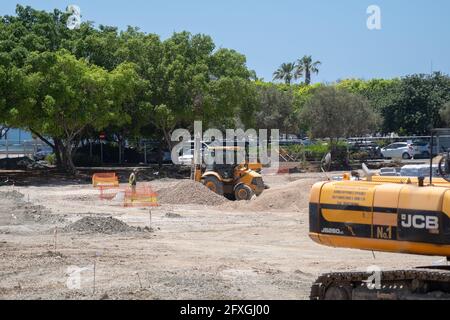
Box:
[0,190,24,201]
[0,156,50,170]
[64,216,136,234]
[223,178,320,212]
[157,180,228,206]
[0,190,64,226]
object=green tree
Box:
[295,55,321,85]
[204,77,258,130]
[0,5,74,60]
[0,4,97,165]
[336,78,400,132]
[0,5,273,169]
[153,32,255,147]
[106,62,152,163]
[14,51,138,173]
[65,25,122,71]
[301,86,378,149]
[439,101,450,126]
[273,62,296,85]
[381,73,450,135]
[254,83,300,135]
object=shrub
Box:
[45,153,56,165]
[351,151,369,161]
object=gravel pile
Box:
[0,190,64,225]
[222,178,321,212]
[64,216,136,234]
[0,156,50,170]
[157,180,228,206]
[0,190,24,201]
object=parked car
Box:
[411,141,430,158]
[33,148,53,161]
[349,141,382,159]
[381,142,414,159]
[178,149,194,165]
[411,140,442,158]
[145,147,171,164]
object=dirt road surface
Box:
[0,172,435,300]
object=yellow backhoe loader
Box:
[193,145,265,201]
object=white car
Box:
[178,149,194,165]
[411,140,441,158]
[381,142,414,160]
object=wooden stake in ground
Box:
[53,227,58,251]
[149,209,152,229]
[136,272,143,289]
[93,252,102,295]
[93,258,97,295]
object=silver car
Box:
[381,142,414,160]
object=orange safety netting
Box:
[123,184,159,207]
[99,185,120,200]
[92,172,119,187]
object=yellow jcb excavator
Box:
[309,129,450,300]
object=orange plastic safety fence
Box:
[99,185,120,200]
[92,172,119,188]
[123,184,159,207]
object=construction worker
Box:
[129,169,138,194]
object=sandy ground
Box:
[0,172,437,300]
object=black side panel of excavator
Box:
[309,203,320,233]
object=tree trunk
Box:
[0,127,10,139]
[58,140,77,175]
[158,138,164,169]
[53,138,63,169]
[119,139,122,164]
[65,145,76,174]
[28,128,65,170]
[162,127,173,151]
[305,70,311,85]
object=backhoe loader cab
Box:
[194,145,264,201]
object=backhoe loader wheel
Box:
[234,184,254,201]
[202,176,224,196]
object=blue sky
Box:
[0,0,449,83]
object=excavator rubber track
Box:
[310,267,450,300]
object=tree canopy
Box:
[0,5,257,172]
[301,86,378,143]
[1,5,450,172]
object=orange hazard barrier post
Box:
[124,184,159,207]
[92,172,119,188]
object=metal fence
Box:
[0,139,51,159]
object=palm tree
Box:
[295,55,321,85]
[273,62,296,85]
